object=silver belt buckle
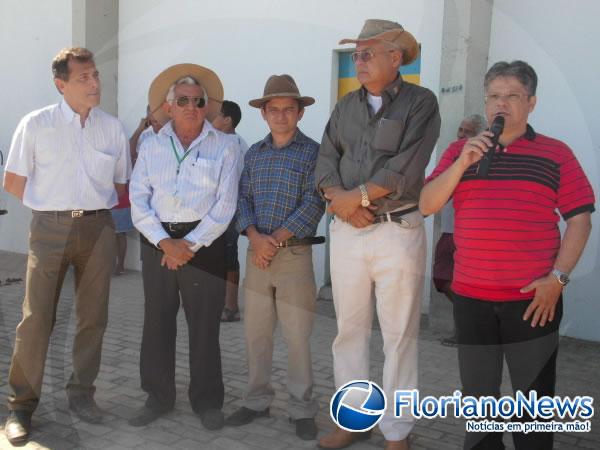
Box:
[71,210,84,218]
[168,222,178,232]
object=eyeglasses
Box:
[351,49,395,63]
[484,93,530,104]
[174,96,206,108]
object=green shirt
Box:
[315,76,441,214]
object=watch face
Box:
[559,274,569,285]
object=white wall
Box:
[489,0,600,340]
[0,0,72,253]
[118,0,445,288]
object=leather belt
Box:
[373,205,420,224]
[160,220,201,238]
[276,236,326,248]
[33,209,109,218]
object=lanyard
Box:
[169,136,194,176]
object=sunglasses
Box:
[174,96,206,108]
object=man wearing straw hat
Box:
[315,20,440,450]
[225,74,325,440]
[128,64,241,429]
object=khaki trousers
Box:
[7,211,116,412]
[329,212,426,441]
[242,246,318,419]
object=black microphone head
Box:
[490,115,505,135]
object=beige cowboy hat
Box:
[249,74,315,108]
[339,19,419,66]
[148,63,224,124]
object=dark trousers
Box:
[453,293,562,450]
[8,211,115,412]
[139,234,226,413]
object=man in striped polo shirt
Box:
[420,60,595,450]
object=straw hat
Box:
[148,63,224,124]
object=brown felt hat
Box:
[339,19,419,66]
[249,74,315,108]
[148,63,224,124]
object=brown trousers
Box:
[7,211,116,412]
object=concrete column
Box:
[429,0,493,332]
[72,0,119,116]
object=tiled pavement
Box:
[0,250,598,449]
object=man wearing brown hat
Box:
[225,74,325,440]
[128,64,242,429]
[315,20,440,450]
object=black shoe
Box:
[294,417,318,440]
[68,396,103,424]
[199,408,224,430]
[5,410,32,446]
[225,406,269,426]
[128,405,168,427]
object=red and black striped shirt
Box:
[426,125,595,301]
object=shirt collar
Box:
[60,99,96,126]
[359,74,404,103]
[159,119,216,147]
[524,124,536,140]
[258,128,305,150]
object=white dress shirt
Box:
[5,100,130,210]
[129,120,241,252]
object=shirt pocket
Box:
[84,148,117,187]
[193,157,222,190]
[372,118,403,153]
[276,167,304,204]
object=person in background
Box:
[434,113,484,346]
[211,100,248,322]
[110,106,164,275]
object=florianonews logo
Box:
[330,380,387,432]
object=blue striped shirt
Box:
[130,120,241,251]
[237,129,324,238]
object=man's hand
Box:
[520,274,563,327]
[248,229,278,269]
[347,206,377,228]
[158,238,195,269]
[326,188,361,220]
[457,130,496,170]
[161,254,184,270]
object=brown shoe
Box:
[5,410,32,446]
[384,438,410,450]
[317,427,371,449]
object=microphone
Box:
[477,115,505,178]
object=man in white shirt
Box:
[128,64,241,430]
[2,47,130,445]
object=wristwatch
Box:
[551,268,570,286]
[358,184,370,207]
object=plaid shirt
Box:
[237,129,325,238]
